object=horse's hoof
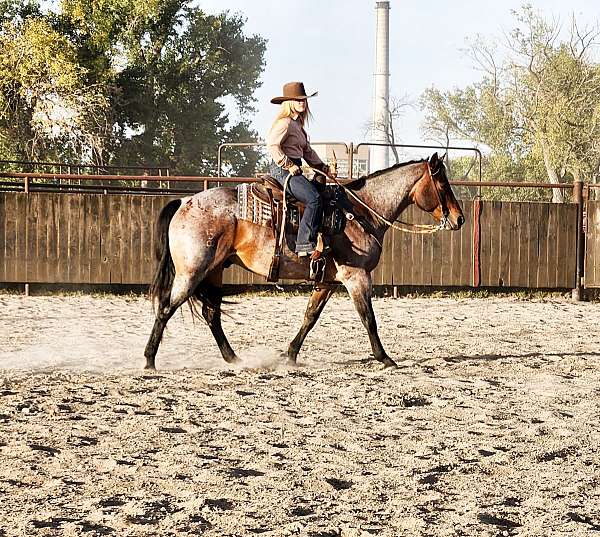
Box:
[144,362,156,370]
[224,354,241,365]
[286,359,299,368]
[381,357,398,369]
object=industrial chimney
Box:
[370,1,390,172]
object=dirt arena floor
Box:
[1,291,600,536]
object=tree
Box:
[364,94,414,164]
[0,0,266,173]
[58,0,266,174]
[0,15,110,162]
[420,5,600,202]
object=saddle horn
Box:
[330,149,338,177]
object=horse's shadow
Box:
[422,350,600,365]
[329,351,600,372]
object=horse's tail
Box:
[149,199,182,308]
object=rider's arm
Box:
[302,142,324,169]
[267,118,294,169]
[303,143,331,184]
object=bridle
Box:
[310,161,451,236]
[427,163,451,230]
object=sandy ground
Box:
[1,292,600,536]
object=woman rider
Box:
[266,81,336,260]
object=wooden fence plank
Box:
[13,194,26,282]
[121,195,132,284]
[38,194,50,283]
[492,201,503,287]
[4,194,17,282]
[462,201,474,286]
[395,227,406,285]
[140,196,153,283]
[535,204,548,287]
[479,201,491,286]
[420,211,432,286]
[25,194,38,282]
[561,204,577,289]
[77,195,87,283]
[526,204,538,288]
[586,202,600,287]
[58,195,68,282]
[129,195,142,283]
[497,201,511,287]
[431,224,443,286]
[546,204,558,288]
[383,224,394,285]
[110,195,123,284]
[0,194,5,281]
[66,194,78,282]
[5,194,19,282]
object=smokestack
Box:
[371,1,390,172]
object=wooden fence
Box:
[0,191,591,290]
[585,201,600,288]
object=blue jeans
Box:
[270,161,322,254]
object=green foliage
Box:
[0,16,109,161]
[421,5,600,202]
[0,0,266,173]
[448,154,554,201]
[0,0,41,23]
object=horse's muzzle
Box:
[444,213,464,231]
[453,214,465,230]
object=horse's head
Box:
[410,153,464,230]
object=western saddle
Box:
[248,174,347,283]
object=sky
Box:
[195,0,600,159]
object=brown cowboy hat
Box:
[270,81,318,104]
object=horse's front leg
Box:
[341,269,397,368]
[287,285,338,365]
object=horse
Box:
[144,152,464,369]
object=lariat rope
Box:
[308,166,445,235]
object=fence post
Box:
[348,142,354,180]
[472,197,481,287]
[572,180,585,301]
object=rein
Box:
[309,164,447,235]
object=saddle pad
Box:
[236,183,273,228]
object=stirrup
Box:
[310,257,327,282]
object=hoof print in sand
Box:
[477,513,522,530]
[204,498,235,511]
[324,477,352,491]
[126,500,182,526]
[28,444,60,456]
[159,426,187,434]
[228,468,265,478]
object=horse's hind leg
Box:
[287,285,337,365]
[341,269,397,368]
[144,272,197,370]
[196,269,239,364]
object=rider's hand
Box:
[324,164,337,179]
[288,164,302,176]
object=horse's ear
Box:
[429,152,439,166]
[439,152,447,162]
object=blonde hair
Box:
[271,100,312,128]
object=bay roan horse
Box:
[144,152,464,369]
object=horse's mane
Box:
[345,159,427,190]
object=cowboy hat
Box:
[271,81,318,104]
